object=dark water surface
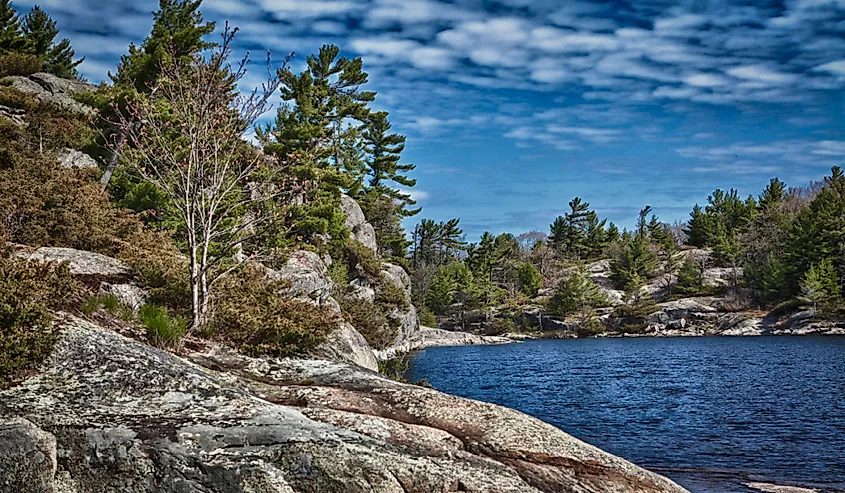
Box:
[406,337,845,492]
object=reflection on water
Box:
[407,337,845,493]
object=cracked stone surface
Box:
[0,317,688,493]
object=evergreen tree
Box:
[648,214,677,256]
[584,211,608,258]
[563,197,590,259]
[743,254,789,307]
[363,112,416,196]
[112,0,215,92]
[799,258,842,315]
[758,178,786,211]
[610,206,659,290]
[548,267,609,316]
[411,218,465,268]
[788,167,845,292]
[358,110,419,255]
[516,262,542,297]
[606,222,620,243]
[549,215,567,251]
[275,44,375,176]
[674,255,705,296]
[685,204,713,247]
[19,6,82,78]
[0,0,25,53]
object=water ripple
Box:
[407,337,845,493]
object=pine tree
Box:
[648,214,677,256]
[675,255,704,296]
[610,206,659,290]
[788,167,845,291]
[275,44,375,177]
[563,197,590,259]
[0,0,25,53]
[364,112,415,193]
[606,222,620,243]
[112,0,215,92]
[584,211,608,258]
[548,267,609,316]
[549,215,567,251]
[685,204,713,247]
[758,178,786,211]
[799,258,842,315]
[19,6,82,78]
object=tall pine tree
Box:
[112,0,215,92]
[0,0,25,53]
[21,6,82,79]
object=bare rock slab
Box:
[0,317,689,493]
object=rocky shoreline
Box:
[0,316,689,493]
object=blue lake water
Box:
[407,337,845,492]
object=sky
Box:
[11,0,845,240]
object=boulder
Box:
[388,303,420,344]
[0,103,25,125]
[0,317,688,493]
[312,322,379,372]
[340,195,378,251]
[16,247,133,279]
[376,326,513,360]
[268,250,338,311]
[99,282,147,311]
[703,267,742,287]
[716,314,766,336]
[381,262,411,294]
[2,72,96,115]
[348,278,376,302]
[58,148,98,170]
[0,418,57,493]
[648,298,718,324]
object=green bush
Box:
[338,295,395,350]
[418,306,436,327]
[376,277,409,310]
[211,265,338,357]
[378,351,409,382]
[547,268,609,316]
[0,256,78,383]
[516,262,542,297]
[140,305,186,350]
[575,312,606,337]
[343,239,382,278]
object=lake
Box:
[407,337,845,493]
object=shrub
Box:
[575,311,606,337]
[117,232,191,317]
[418,306,436,327]
[0,53,43,78]
[0,256,78,383]
[547,268,610,316]
[0,85,38,111]
[346,240,382,278]
[140,305,186,350]
[328,260,349,287]
[376,277,409,310]
[338,295,395,350]
[516,262,542,297]
[0,155,145,256]
[211,265,338,357]
[378,351,409,382]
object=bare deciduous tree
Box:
[118,26,295,330]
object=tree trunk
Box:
[100,129,127,190]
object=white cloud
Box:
[814,60,845,75]
[684,73,732,87]
[726,65,797,85]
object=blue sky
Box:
[11,0,845,240]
